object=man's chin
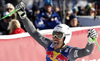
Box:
[54,45,59,49]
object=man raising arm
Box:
[16,2,98,61]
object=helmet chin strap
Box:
[60,37,66,48]
[62,37,66,46]
[60,43,65,48]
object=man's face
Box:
[52,32,64,49]
[44,4,52,13]
[6,8,14,13]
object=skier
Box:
[15,2,98,61]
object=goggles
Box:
[52,31,65,39]
[6,8,13,11]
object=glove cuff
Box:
[18,11,26,19]
[20,14,26,19]
[88,38,95,44]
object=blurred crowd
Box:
[0,0,100,35]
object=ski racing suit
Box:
[21,17,94,61]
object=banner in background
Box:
[0,36,46,61]
[0,27,100,61]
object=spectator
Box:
[89,8,95,16]
[72,6,79,15]
[5,3,26,32]
[5,3,17,19]
[31,4,40,24]
[77,6,86,16]
[68,14,81,27]
[84,3,95,16]
[35,0,61,30]
[8,19,25,35]
[53,6,62,20]
[0,1,3,18]
[0,12,11,35]
[53,6,60,13]
[65,9,72,25]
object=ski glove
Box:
[15,2,26,19]
[87,28,98,44]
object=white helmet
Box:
[53,24,72,44]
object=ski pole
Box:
[93,37,100,51]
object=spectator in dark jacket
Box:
[68,14,81,27]
[0,12,11,35]
[72,6,79,15]
[77,6,86,16]
[35,0,61,30]
[31,4,40,24]
[65,9,72,25]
